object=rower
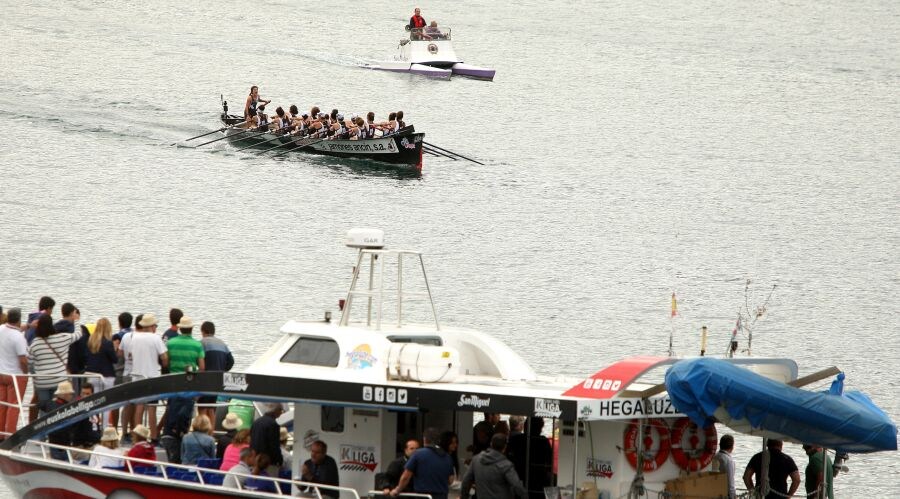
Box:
[256,105,270,131]
[396,111,406,130]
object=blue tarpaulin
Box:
[664,358,897,453]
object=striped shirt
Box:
[167,334,204,374]
[28,330,84,389]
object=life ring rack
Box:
[670,417,717,472]
[622,418,671,472]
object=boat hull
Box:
[220,117,423,171]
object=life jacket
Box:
[411,15,426,28]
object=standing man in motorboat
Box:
[408,7,426,39]
[244,86,271,121]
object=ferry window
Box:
[387,335,443,346]
[280,337,340,367]
[322,406,345,433]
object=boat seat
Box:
[203,472,225,485]
[196,458,222,469]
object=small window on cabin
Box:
[387,335,443,346]
[280,337,340,367]
[321,406,345,433]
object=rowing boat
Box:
[219,113,424,171]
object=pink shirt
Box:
[220,443,248,471]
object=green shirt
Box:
[805,450,834,499]
[167,334,205,374]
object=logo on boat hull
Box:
[534,398,562,418]
[223,372,248,391]
[586,458,614,479]
[400,137,417,150]
[457,394,491,409]
[347,344,378,369]
[428,43,438,54]
[340,444,378,472]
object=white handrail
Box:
[23,440,361,497]
[0,372,106,436]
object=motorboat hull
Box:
[368,29,495,81]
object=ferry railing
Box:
[366,492,433,498]
[0,372,105,439]
[24,439,362,497]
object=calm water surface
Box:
[1,0,898,496]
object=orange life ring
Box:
[670,417,717,472]
[623,418,671,472]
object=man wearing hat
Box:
[123,313,168,443]
[162,316,205,457]
[40,381,75,460]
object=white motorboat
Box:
[366,27,495,80]
[0,229,894,498]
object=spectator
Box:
[472,412,499,455]
[198,321,233,427]
[743,439,800,499]
[125,424,156,468]
[216,413,243,460]
[40,381,75,460]
[495,420,510,435]
[389,427,454,499]
[461,433,527,499]
[378,438,420,494]
[301,440,340,499]
[122,314,167,443]
[245,452,278,493]
[84,318,117,406]
[802,444,834,499]
[509,416,525,436]
[181,415,216,466]
[25,297,55,424]
[71,383,102,448]
[161,308,183,344]
[55,303,86,393]
[220,429,251,471]
[0,308,28,437]
[507,417,553,499]
[223,447,256,489]
[439,430,460,477]
[250,402,284,471]
[28,314,83,405]
[279,427,292,471]
[25,296,55,345]
[115,312,137,439]
[163,316,205,446]
[88,427,124,469]
[712,434,736,499]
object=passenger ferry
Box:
[0,229,894,498]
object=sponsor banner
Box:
[340,444,378,472]
[223,372,248,391]
[577,396,683,420]
[457,394,491,409]
[586,458,614,478]
[318,139,397,154]
[563,356,670,399]
[534,398,562,418]
[346,344,378,369]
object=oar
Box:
[423,147,457,160]
[234,131,287,152]
[181,120,249,142]
[272,138,326,158]
[259,132,320,154]
[423,141,484,165]
[194,127,266,147]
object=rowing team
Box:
[242,104,408,141]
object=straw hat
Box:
[132,424,151,440]
[222,413,243,430]
[176,316,194,329]
[54,381,74,396]
[138,313,158,327]
[101,427,120,442]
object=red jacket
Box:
[409,15,426,29]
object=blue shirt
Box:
[405,446,454,494]
[201,336,234,371]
